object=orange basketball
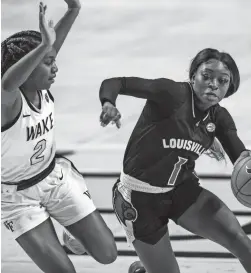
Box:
[231,156,251,208]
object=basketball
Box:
[231,156,251,208]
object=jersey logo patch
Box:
[206,122,216,132]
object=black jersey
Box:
[100,77,246,187]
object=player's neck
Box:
[20,86,41,108]
[194,96,211,112]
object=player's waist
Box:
[120,171,173,194]
[1,157,56,191]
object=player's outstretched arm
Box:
[1,2,55,94]
[99,77,154,129]
[53,0,81,55]
[99,77,184,128]
[99,77,167,104]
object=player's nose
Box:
[208,79,218,90]
[51,63,58,73]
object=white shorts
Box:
[1,157,96,239]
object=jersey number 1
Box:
[167,156,188,186]
[30,139,47,165]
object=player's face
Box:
[29,47,58,90]
[192,59,231,109]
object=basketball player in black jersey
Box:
[99,48,251,273]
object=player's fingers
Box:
[111,113,121,126]
[234,151,250,168]
[39,2,46,29]
[115,120,121,129]
[102,112,112,124]
[104,108,118,122]
[100,112,113,126]
[112,112,121,122]
[100,111,109,121]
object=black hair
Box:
[1,30,42,77]
[189,48,240,98]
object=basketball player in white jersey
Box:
[1,1,117,272]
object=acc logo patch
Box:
[246,166,251,174]
[206,122,216,132]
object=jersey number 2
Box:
[167,156,188,186]
[30,139,47,165]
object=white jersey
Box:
[1,90,56,184]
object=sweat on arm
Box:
[215,107,246,164]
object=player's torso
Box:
[123,83,217,187]
[1,90,56,183]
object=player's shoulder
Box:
[213,104,233,120]
[154,78,189,90]
[212,104,236,131]
[154,78,191,99]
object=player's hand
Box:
[100,102,121,129]
[64,0,81,9]
[39,2,56,47]
[234,150,251,168]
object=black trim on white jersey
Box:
[47,90,54,102]
[2,156,56,190]
[1,103,23,132]
[21,90,42,113]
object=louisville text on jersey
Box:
[26,113,54,141]
[162,138,206,156]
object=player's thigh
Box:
[16,218,76,273]
[113,181,179,273]
[46,157,117,263]
[133,230,180,273]
[66,210,117,264]
[177,188,251,256]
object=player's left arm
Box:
[215,107,251,165]
[53,0,81,55]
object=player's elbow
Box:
[1,76,17,93]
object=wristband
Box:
[101,98,116,107]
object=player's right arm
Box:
[215,106,249,164]
[99,77,186,128]
[1,2,55,128]
[99,77,182,105]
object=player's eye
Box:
[44,61,52,66]
[44,58,56,66]
[218,78,229,85]
[202,73,211,80]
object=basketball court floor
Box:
[1,0,251,272]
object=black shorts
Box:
[112,178,203,245]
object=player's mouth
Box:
[205,91,218,100]
[48,75,56,83]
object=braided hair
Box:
[1,30,42,77]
